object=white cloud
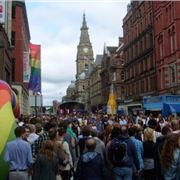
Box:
[26,1,129,105]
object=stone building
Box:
[123,1,156,113]
[88,55,103,112]
[75,13,94,103]
[153,1,180,95]
[66,81,76,101]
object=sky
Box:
[25,0,130,106]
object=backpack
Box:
[108,138,129,166]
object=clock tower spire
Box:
[75,13,94,103]
[76,13,94,79]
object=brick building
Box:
[123,1,156,112]
[11,1,30,84]
[154,1,180,95]
[112,38,125,104]
[0,1,13,84]
[100,45,117,106]
[11,1,31,114]
[0,28,12,84]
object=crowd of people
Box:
[3,112,180,180]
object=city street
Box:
[0,1,180,180]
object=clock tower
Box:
[76,13,94,79]
[75,13,94,102]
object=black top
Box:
[143,141,155,158]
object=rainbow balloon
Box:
[0,80,19,179]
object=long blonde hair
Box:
[143,127,154,142]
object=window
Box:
[121,86,125,95]
[159,69,162,89]
[85,64,88,70]
[141,79,144,93]
[172,26,176,52]
[145,59,148,71]
[5,68,10,84]
[150,77,155,91]
[170,33,173,53]
[136,81,138,94]
[144,35,146,50]
[146,78,149,91]
[112,72,116,81]
[140,61,143,74]
[131,47,133,59]
[169,26,176,54]
[140,40,143,53]
[12,58,15,82]
[150,55,154,69]
[121,71,125,81]
[136,43,138,57]
[169,64,176,84]
[12,6,16,19]
[11,31,16,46]
[149,32,153,47]
[158,34,163,59]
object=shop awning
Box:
[144,103,162,111]
[163,103,180,116]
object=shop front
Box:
[143,95,180,117]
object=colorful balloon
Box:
[0,80,19,179]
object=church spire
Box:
[79,13,90,44]
[81,13,88,30]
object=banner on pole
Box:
[28,43,41,93]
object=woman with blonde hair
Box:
[143,127,156,180]
[33,140,59,180]
[161,133,180,180]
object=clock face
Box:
[83,47,88,53]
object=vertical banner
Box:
[107,84,117,115]
[0,0,5,24]
[23,51,31,83]
[28,43,41,93]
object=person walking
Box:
[161,133,180,180]
[143,128,156,180]
[4,126,33,180]
[32,140,59,180]
[75,138,109,180]
[58,126,73,180]
[128,126,144,179]
[108,126,140,180]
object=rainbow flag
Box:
[28,43,41,92]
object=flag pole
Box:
[35,92,37,117]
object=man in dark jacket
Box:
[109,126,140,180]
[75,138,108,180]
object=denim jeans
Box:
[113,167,133,180]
